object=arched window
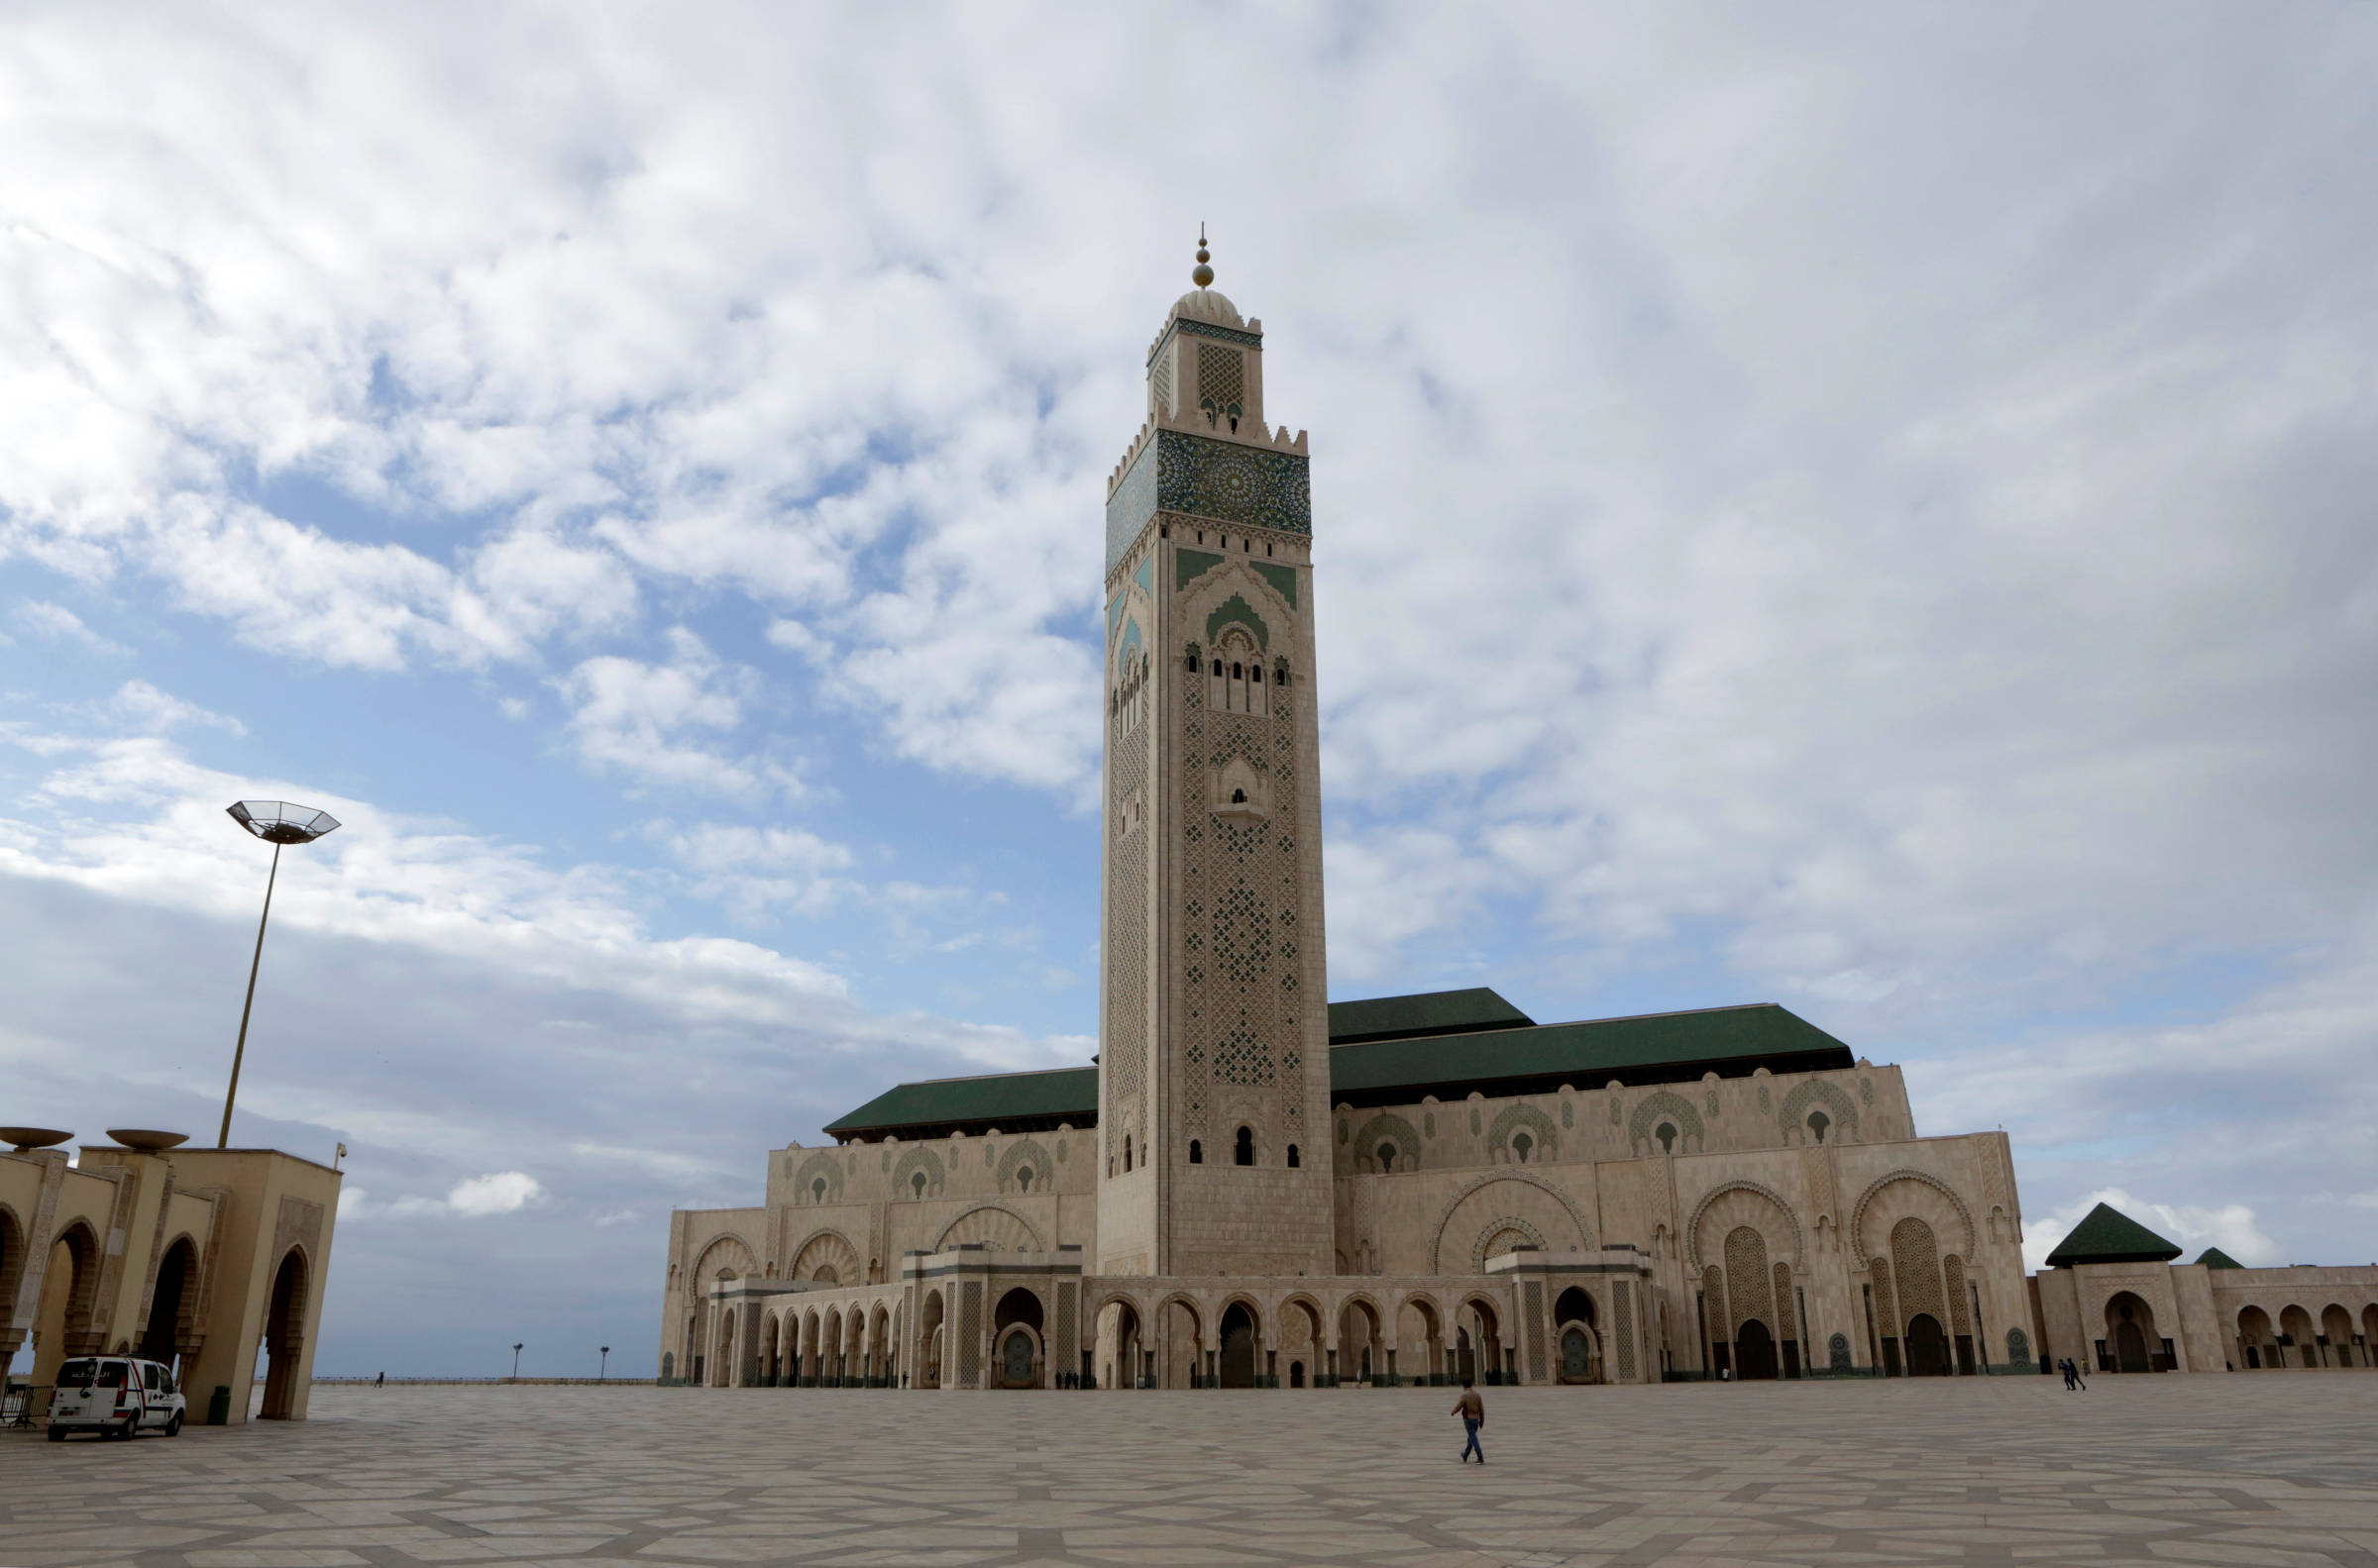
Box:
[1286,1144,1300,1168]
[911,1172,926,1199]
[1251,667,1262,683]
[1230,786,1247,804]
[1232,663,1243,679]
[811,1177,827,1203]
[1016,1166,1033,1194]
[1212,660,1223,677]
[1235,1126,1254,1166]
[1124,1136,1133,1173]
[1376,1141,1398,1173]
[1656,1122,1676,1154]
[1188,1140,1203,1165]
[1806,1109,1830,1143]
[1512,1131,1534,1163]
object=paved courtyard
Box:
[5,1378,2378,1568]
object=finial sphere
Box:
[1192,262,1214,286]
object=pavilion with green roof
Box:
[2043,1202,2183,1268]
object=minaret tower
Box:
[1097,235,1333,1278]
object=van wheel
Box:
[165,1411,183,1437]
[47,1424,66,1441]
[117,1415,139,1439]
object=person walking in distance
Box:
[1452,1377,1485,1464]
[2059,1357,2077,1392]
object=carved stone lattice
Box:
[1944,1254,1972,1337]
[1773,1262,1797,1342]
[1723,1226,1774,1334]
[1180,653,1299,1137]
[957,1282,983,1387]
[1105,709,1151,1144]
[1892,1216,1945,1332]
[1196,342,1243,419]
[1614,1280,1637,1381]
[1524,1280,1549,1384]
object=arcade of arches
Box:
[3,1137,342,1423]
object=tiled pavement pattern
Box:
[5,1379,2378,1568]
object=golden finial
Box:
[1192,223,1214,288]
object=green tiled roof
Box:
[1327,988,1534,1046]
[822,1067,1099,1140]
[1328,1002,1852,1108]
[2195,1246,2245,1270]
[825,995,1856,1140]
[2045,1203,2183,1267]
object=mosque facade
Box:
[657,248,2378,1394]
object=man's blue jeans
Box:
[1461,1418,1483,1461]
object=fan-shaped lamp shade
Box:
[1,1127,73,1151]
[228,800,341,845]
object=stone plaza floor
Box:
[5,1377,2378,1567]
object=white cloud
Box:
[651,820,858,919]
[14,600,126,654]
[554,628,802,801]
[103,679,246,736]
[0,723,850,1028]
[445,1170,544,1217]
[339,1172,546,1220]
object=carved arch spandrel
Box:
[995,1139,1054,1195]
[1351,1112,1422,1172]
[688,1232,761,1300]
[1684,1181,1805,1274]
[1627,1090,1703,1156]
[786,1228,860,1286]
[933,1203,1045,1254]
[1425,1173,1592,1274]
[1849,1168,1978,1260]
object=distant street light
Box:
[218,800,342,1148]
[599,1346,610,1381]
[512,1343,524,1379]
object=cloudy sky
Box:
[6,4,2375,1376]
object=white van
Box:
[47,1355,185,1439]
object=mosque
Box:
[657,244,2378,1394]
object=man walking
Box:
[1452,1377,1485,1464]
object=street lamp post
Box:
[512,1343,524,1379]
[599,1346,609,1381]
[219,800,342,1148]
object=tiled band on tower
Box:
[659,247,2378,1393]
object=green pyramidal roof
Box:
[2195,1246,2245,1270]
[2046,1202,2183,1267]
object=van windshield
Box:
[59,1359,127,1386]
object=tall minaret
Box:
[1097,235,1333,1279]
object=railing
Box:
[2,1384,48,1428]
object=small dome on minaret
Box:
[1171,226,1244,326]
